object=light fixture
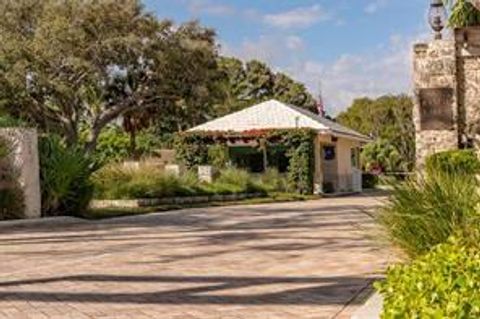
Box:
[429,0,447,40]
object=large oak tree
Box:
[0,0,220,151]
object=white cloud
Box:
[264,5,331,29]
[285,35,304,51]
[285,33,428,115]
[222,30,429,116]
[221,34,305,66]
[365,0,389,14]
[186,0,234,16]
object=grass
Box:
[377,171,480,258]
[83,192,321,220]
[92,164,269,200]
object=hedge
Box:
[426,149,480,176]
[376,238,480,318]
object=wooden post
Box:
[260,139,268,172]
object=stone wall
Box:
[0,129,41,218]
[413,40,459,167]
[414,28,480,167]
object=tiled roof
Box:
[189,99,370,142]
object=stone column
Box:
[0,129,41,218]
[413,40,459,168]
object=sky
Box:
[142,0,431,115]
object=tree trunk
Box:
[129,129,138,160]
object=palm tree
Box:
[445,0,480,27]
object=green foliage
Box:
[91,126,161,164]
[216,58,317,116]
[174,133,213,169]
[213,168,266,195]
[175,129,316,194]
[362,173,379,189]
[0,0,221,151]
[377,238,480,318]
[337,95,414,172]
[377,171,480,258]
[426,149,480,176]
[269,129,316,194]
[445,0,480,27]
[260,168,289,193]
[0,137,24,219]
[0,115,28,128]
[39,135,98,216]
[208,144,230,169]
[362,139,402,173]
[93,164,202,199]
[92,164,268,200]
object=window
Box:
[323,146,336,161]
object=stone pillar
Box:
[0,128,41,218]
[413,40,459,168]
[455,27,480,153]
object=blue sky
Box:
[143,0,430,114]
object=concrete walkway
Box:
[0,195,393,319]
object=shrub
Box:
[92,163,203,199]
[208,144,230,169]
[377,171,480,258]
[213,168,267,195]
[93,165,268,199]
[376,238,480,318]
[260,168,289,193]
[175,129,316,194]
[39,135,98,216]
[92,126,162,164]
[426,149,480,176]
[362,173,378,189]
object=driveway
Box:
[0,194,393,319]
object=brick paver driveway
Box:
[0,194,394,319]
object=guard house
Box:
[189,99,370,193]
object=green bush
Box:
[426,149,480,176]
[39,135,98,216]
[260,168,289,193]
[92,163,203,199]
[208,144,230,168]
[175,129,316,194]
[377,171,480,258]
[376,238,480,318]
[92,126,162,164]
[213,168,267,195]
[362,173,378,189]
[93,165,268,200]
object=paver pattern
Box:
[0,194,394,319]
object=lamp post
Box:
[429,0,447,40]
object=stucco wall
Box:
[315,134,362,193]
[0,129,41,218]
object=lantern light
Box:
[429,0,447,40]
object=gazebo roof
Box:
[189,99,370,142]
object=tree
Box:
[337,95,415,172]
[0,0,220,151]
[446,0,480,27]
[215,57,317,116]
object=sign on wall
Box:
[419,88,454,130]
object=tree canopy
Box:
[0,0,317,154]
[0,0,226,151]
[336,95,415,172]
[215,58,317,116]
